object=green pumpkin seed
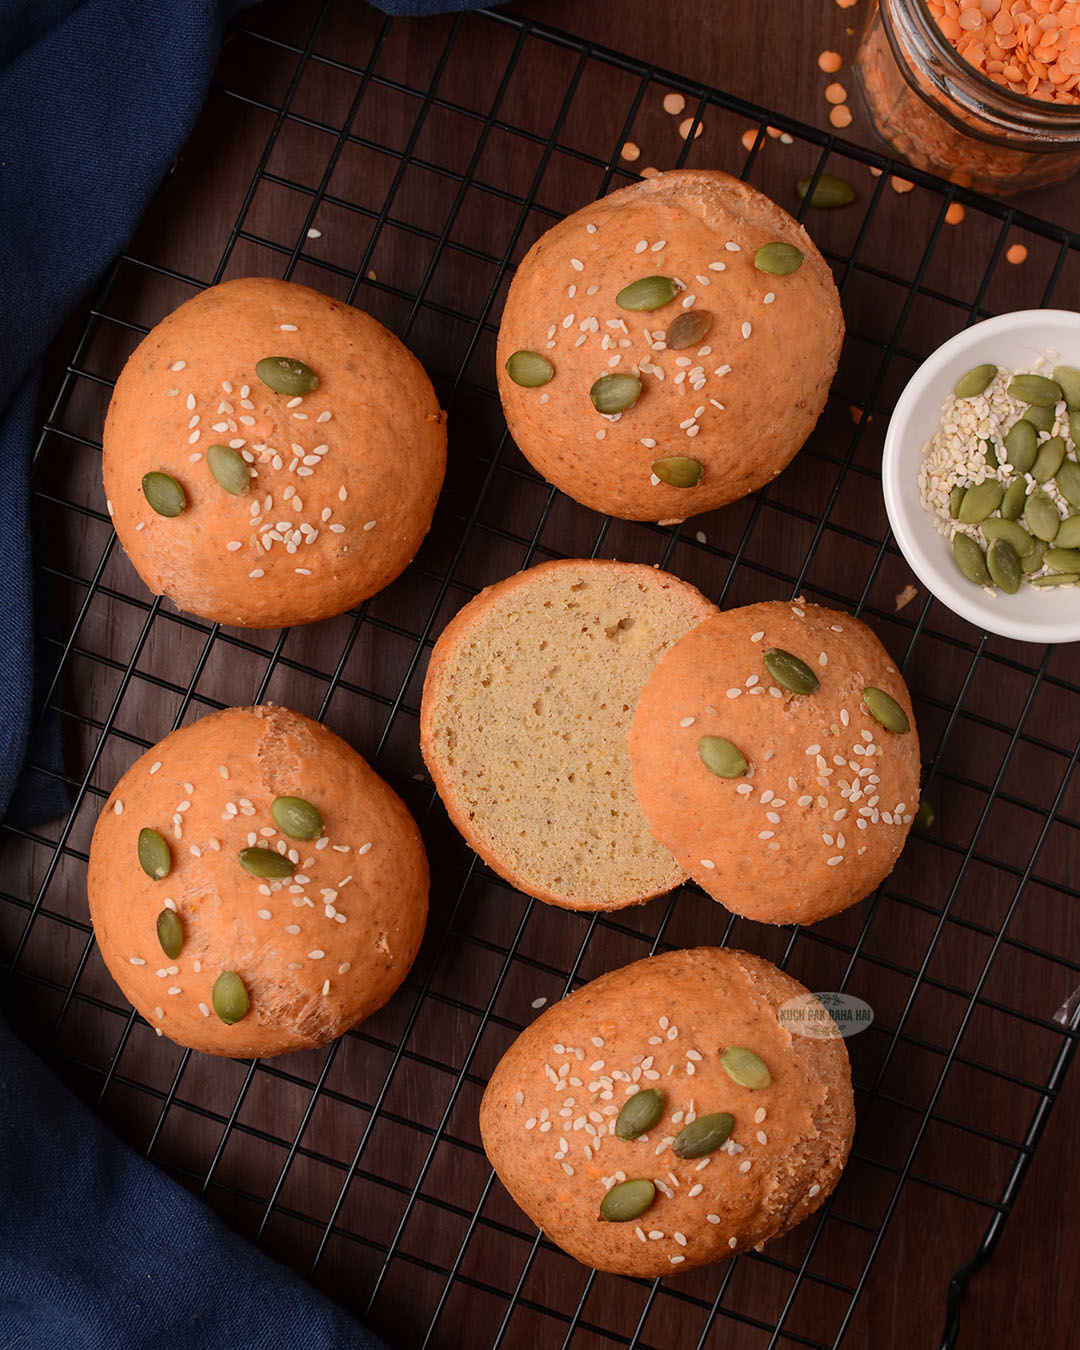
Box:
[599,1178,655,1223]
[720,1046,771,1090]
[763,647,820,695]
[981,517,1035,555]
[652,456,703,488]
[615,276,678,312]
[206,443,250,496]
[1022,404,1055,433]
[1001,478,1027,520]
[953,364,997,399]
[156,909,183,960]
[505,350,554,388]
[255,356,318,396]
[142,471,186,518]
[982,438,999,470]
[1024,488,1060,542]
[914,799,935,830]
[1043,547,1080,572]
[270,796,324,841]
[1004,418,1037,473]
[1020,540,1047,573]
[138,827,172,880]
[953,532,991,585]
[1053,365,1080,409]
[1069,410,1080,449]
[672,1111,735,1159]
[1032,435,1066,484]
[238,846,295,879]
[862,687,910,734]
[1008,373,1062,408]
[665,310,712,350]
[986,538,1021,594]
[754,242,804,276]
[1054,515,1080,549]
[957,479,1003,524]
[698,735,748,779]
[590,373,642,414]
[1056,458,1080,506]
[212,971,250,1025]
[1031,572,1079,586]
[796,173,854,208]
[615,1088,665,1140]
[948,484,966,519]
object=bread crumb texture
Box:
[421,559,715,909]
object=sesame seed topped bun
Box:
[103,277,447,629]
[480,946,854,1276]
[629,601,920,926]
[496,169,843,523]
[87,705,429,1058]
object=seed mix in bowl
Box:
[917,357,1080,595]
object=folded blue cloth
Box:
[0,1017,383,1349]
[0,0,494,1345]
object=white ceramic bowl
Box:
[882,308,1080,645]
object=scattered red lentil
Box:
[621,141,641,162]
[849,404,865,423]
[927,0,1080,104]
[836,0,859,8]
[818,50,844,72]
[662,92,686,115]
[869,165,884,176]
[766,125,783,138]
[825,81,849,103]
[830,104,854,127]
[640,165,660,178]
[945,201,966,224]
[741,128,758,150]
[1006,241,1029,263]
[891,175,915,192]
[678,117,704,140]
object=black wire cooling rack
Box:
[3,3,1080,1347]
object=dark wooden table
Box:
[5,1,1078,1347]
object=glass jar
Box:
[855,0,1080,195]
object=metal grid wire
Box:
[2,3,1080,1347]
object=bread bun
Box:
[630,601,920,925]
[419,558,716,910]
[87,705,428,1057]
[103,277,446,628]
[480,946,854,1275]
[497,170,843,522]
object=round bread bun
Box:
[419,559,716,910]
[87,705,428,1058]
[480,946,854,1276]
[103,277,447,628]
[496,169,843,523]
[629,601,920,926]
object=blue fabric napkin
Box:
[0,1017,382,1349]
[0,0,495,1345]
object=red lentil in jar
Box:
[855,0,1080,194]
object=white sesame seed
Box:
[170,360,186,372]
[741,321,752,339]
[700,858,716,869]
[809,1183,821,1197]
